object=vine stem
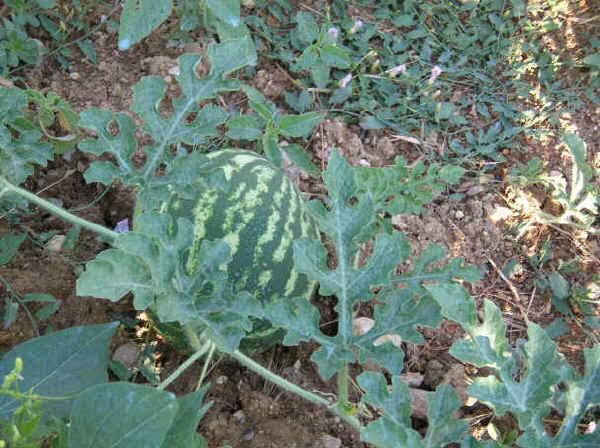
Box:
[0,177,118,241]
[157,340,213,391]
[230,349,364,432]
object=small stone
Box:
[69,72,81,80]
[400,372,424,387]
[317,434,342,448]
[373,334,402,348]
[408,388,428,419]
[242,0,256,8]
[216,375,228,385]
[352,317,374,336]
[46,235,65,252]
[168,66,180,76]
[241,427,255,441]
[232,410,246,424]
[466,185,485,196]
[455,210,464,219]
[112,343,140,369]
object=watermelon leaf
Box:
[356,372,420,447]
[264,150,471,380]
[79,42,255,190]
[76,248,154,309]
[205,0,241,28]
[424,384,469,446]
[357,375,468,447]
[77,209,261,353]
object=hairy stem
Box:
[0,177,117,241]
[230,349,363,432]
[337,361,349,408]
[157,340,213,391]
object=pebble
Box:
[455,210,464,219]
[112,343,140,369]
[216,375,228,385]
[69,72,81,80]
[46,235,65,252]
[232,410,246,424]
[317,434,342,448]
[241,427,255,441]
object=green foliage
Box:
[509,133,598,237]
[226,86,320,174]
[1,0,103,74]
[0,358,45,448]
[78,39,255,194]
[0,322,118,420]
[118,0,244,50]
[428,285,600,447]
[0,87,54,186]
[0,325,211,447]
[265,150,479,382]
[355,157,464,218]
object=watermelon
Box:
[145,149,319,354]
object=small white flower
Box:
[328,27,339,39]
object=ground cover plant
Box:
[0,0,599,447]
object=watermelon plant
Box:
[1,36,599,447]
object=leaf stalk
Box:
[229,349,363,432]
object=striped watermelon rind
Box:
[144,149,319,354]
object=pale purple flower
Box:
[428,65,443,84]
[388,64,407,76]
[328,27,339,39]
[339,73,352,88]
[350,19,363,34]
[114,218,129,233]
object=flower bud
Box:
[370,59,380,73]
[349,20,363,34]
[388,64,407,77]
[339,73,352,88]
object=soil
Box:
[0,1,599,447]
